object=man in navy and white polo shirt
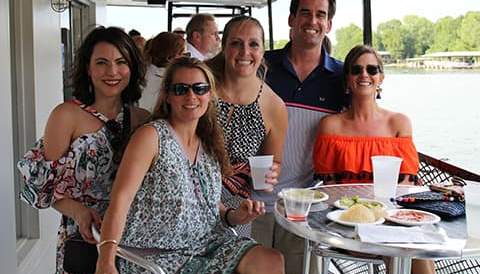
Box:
[251,0,344,273]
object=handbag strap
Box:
[71,99,111,124]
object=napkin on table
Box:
[356,225,447,243]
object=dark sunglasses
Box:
[169,82,211,96]
[350,64,381,76]
[105,120,122,152]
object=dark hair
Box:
[323,35,332,54]
[343,44,384,80]
[186,13,216,41]
[290,0,336,20]
[145,32,185,68]
[152,57,231,175]
[72,26,146,105]
[343,45,384,106]
[128,29,141,37]
[206,15,266,85]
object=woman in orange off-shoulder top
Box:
[313,45,433,274]
[313,45,419,185]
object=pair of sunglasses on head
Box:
[350,64,382,76]
[168,82,211,96]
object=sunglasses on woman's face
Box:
[350,64,381,76]
[169,82,211,96]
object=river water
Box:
[380,69,480,174]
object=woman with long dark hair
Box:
[18,26,149,273]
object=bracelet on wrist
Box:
[97,239,118,248]
[224,207,236,227]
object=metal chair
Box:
[91,225,239,274]
[310,152,480,274]
[91,226,166,274]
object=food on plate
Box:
[339,195,384,209]
[390,210,436,222]
[339,204,377,223]
[371,206,387,219]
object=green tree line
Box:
[332,11,480,61]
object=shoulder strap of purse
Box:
[71,99,109,124]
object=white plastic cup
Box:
[282,188,315,222]
[248,155,273,190]
[371,156,403,199]
[464,181,480,239]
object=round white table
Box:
[273,184,480,274]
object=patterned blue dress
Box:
[119,119,257,274]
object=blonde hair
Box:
[151,57,231,175]
[207,15,267,86]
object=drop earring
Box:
[376,86,382,99]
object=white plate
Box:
[385,209,441,226]
[278,189,329,203]
[333,198,386,210]
[326,210,385,227]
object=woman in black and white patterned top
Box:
[207,16,288,236]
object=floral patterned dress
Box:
[17,102,123,274]
[119,119,257,274]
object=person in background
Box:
[139,32,186,112]
[173,26,187,39]
[313,44,434,274]
[17,26,149,273]
[128,29,141,37]
[185,13,220,61]
[251,0,345,273]
[128,29,146,53]
[206,15,288,237]
[95,57,285,274]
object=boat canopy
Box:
[105,0,373,49]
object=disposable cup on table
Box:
[282,188,315,222]
[371,155,403,199]
[464,181,480,239]
[248,155,273,190]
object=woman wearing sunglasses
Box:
[207,16,288,237]
[17,26,149,273]
[312,45,434,274]
[95,57,284,274]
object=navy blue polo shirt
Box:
[264,42,345,113]
[253,43,345,211]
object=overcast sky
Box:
[106,0,480,42]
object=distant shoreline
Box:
[384,63,480,72]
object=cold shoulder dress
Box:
[17,102,124,273]
[119,119,257,274]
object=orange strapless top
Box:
[313,135,419,178]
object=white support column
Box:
[0,0,19,273]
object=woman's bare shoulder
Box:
[48,101,82,125]
[387,111,412,136]
[317,113,345,135]
[262,84,285,107]
[261,84,287,116]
